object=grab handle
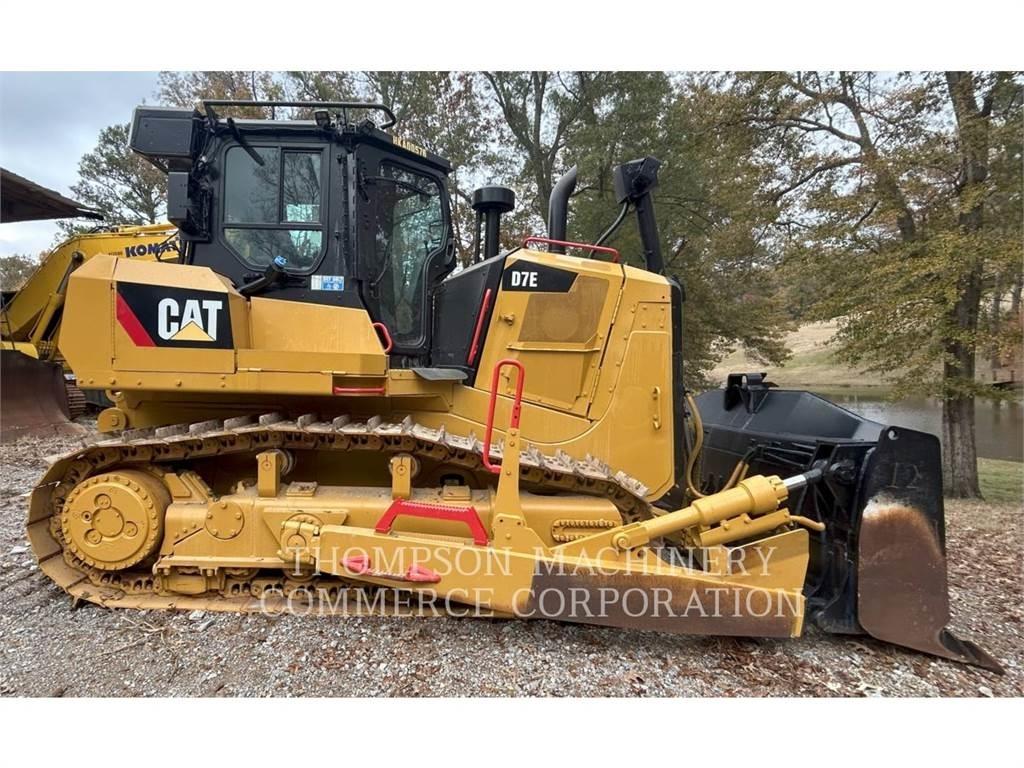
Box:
[482,358,525,474]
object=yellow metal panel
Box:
[1,224,176,343]
[246,298,385,375]
[475,249,621,415]
[587,264,672,421]
[114,256,231,291]
[58,254,116,376]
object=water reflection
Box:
[816,390,1023,462]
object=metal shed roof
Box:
[0,168,103,223]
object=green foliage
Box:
[476,71,794,385]
[733,72,1024,404]
[57,123,166,239]
[158,71,284,117]
[0,253,39,292]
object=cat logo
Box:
[158,298,222,343]
[115,283,234,349]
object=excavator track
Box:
[64,381,88,420]
[28,412,652,615]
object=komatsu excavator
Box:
[1,167,178,440]
[25,101,1001,672]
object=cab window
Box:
[223,146,323,271]
[369,163,445,347]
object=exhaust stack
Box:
[546,166,578,254]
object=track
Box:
[28,412,651,614]
[64,381,87,421]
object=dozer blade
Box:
[0,349,84,443]
[856,427,1003,673]
[696,379,1003,672]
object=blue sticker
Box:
[312,275,345,291]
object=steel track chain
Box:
[33,411,652,611]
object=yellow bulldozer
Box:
[24,101,1001,672]
[0,168,178,441]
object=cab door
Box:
[354,145,453,359]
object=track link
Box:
[28,412,652,614]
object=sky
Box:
[0,71,161,256]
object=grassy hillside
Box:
[979,458,1024,504]
[709,321,890,388]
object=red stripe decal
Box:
[116,291,155,347]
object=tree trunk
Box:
[941,71,991,499]
[941,278,983,497]
[941,385,982,497]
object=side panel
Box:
[463,250,677,499]
[240,297,385,375]
[2,225,177,344]
[431,254,506,374]
[61,255,388,396]
[475,250,620,415]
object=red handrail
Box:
[523,236,620,263]
[482,358,525,475]
[376,499,489,546]
[467,288,493,366]
[372,322,393,353]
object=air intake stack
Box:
[613,157,664,274]
[471,185,516,262]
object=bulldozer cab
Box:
[130,101,455,359]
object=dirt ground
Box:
[0,424,1020,697]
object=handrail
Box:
[482,358,525,475]
[372,322,393,354]
[467,289,493,366]
[201,100,398,129]
[523,236,620,263]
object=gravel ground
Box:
[0,424,1020,697]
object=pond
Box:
[815,389,1023,463]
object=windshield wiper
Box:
[226,117,265,166]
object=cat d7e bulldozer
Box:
[26,101,1000,672]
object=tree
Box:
[57,123,167,238]
[158,71,283,117]
[0,253,39,292]
[480,71,609,222]
[284,71,495,265]
[740,71,1023,497]
[482,71,794,385]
